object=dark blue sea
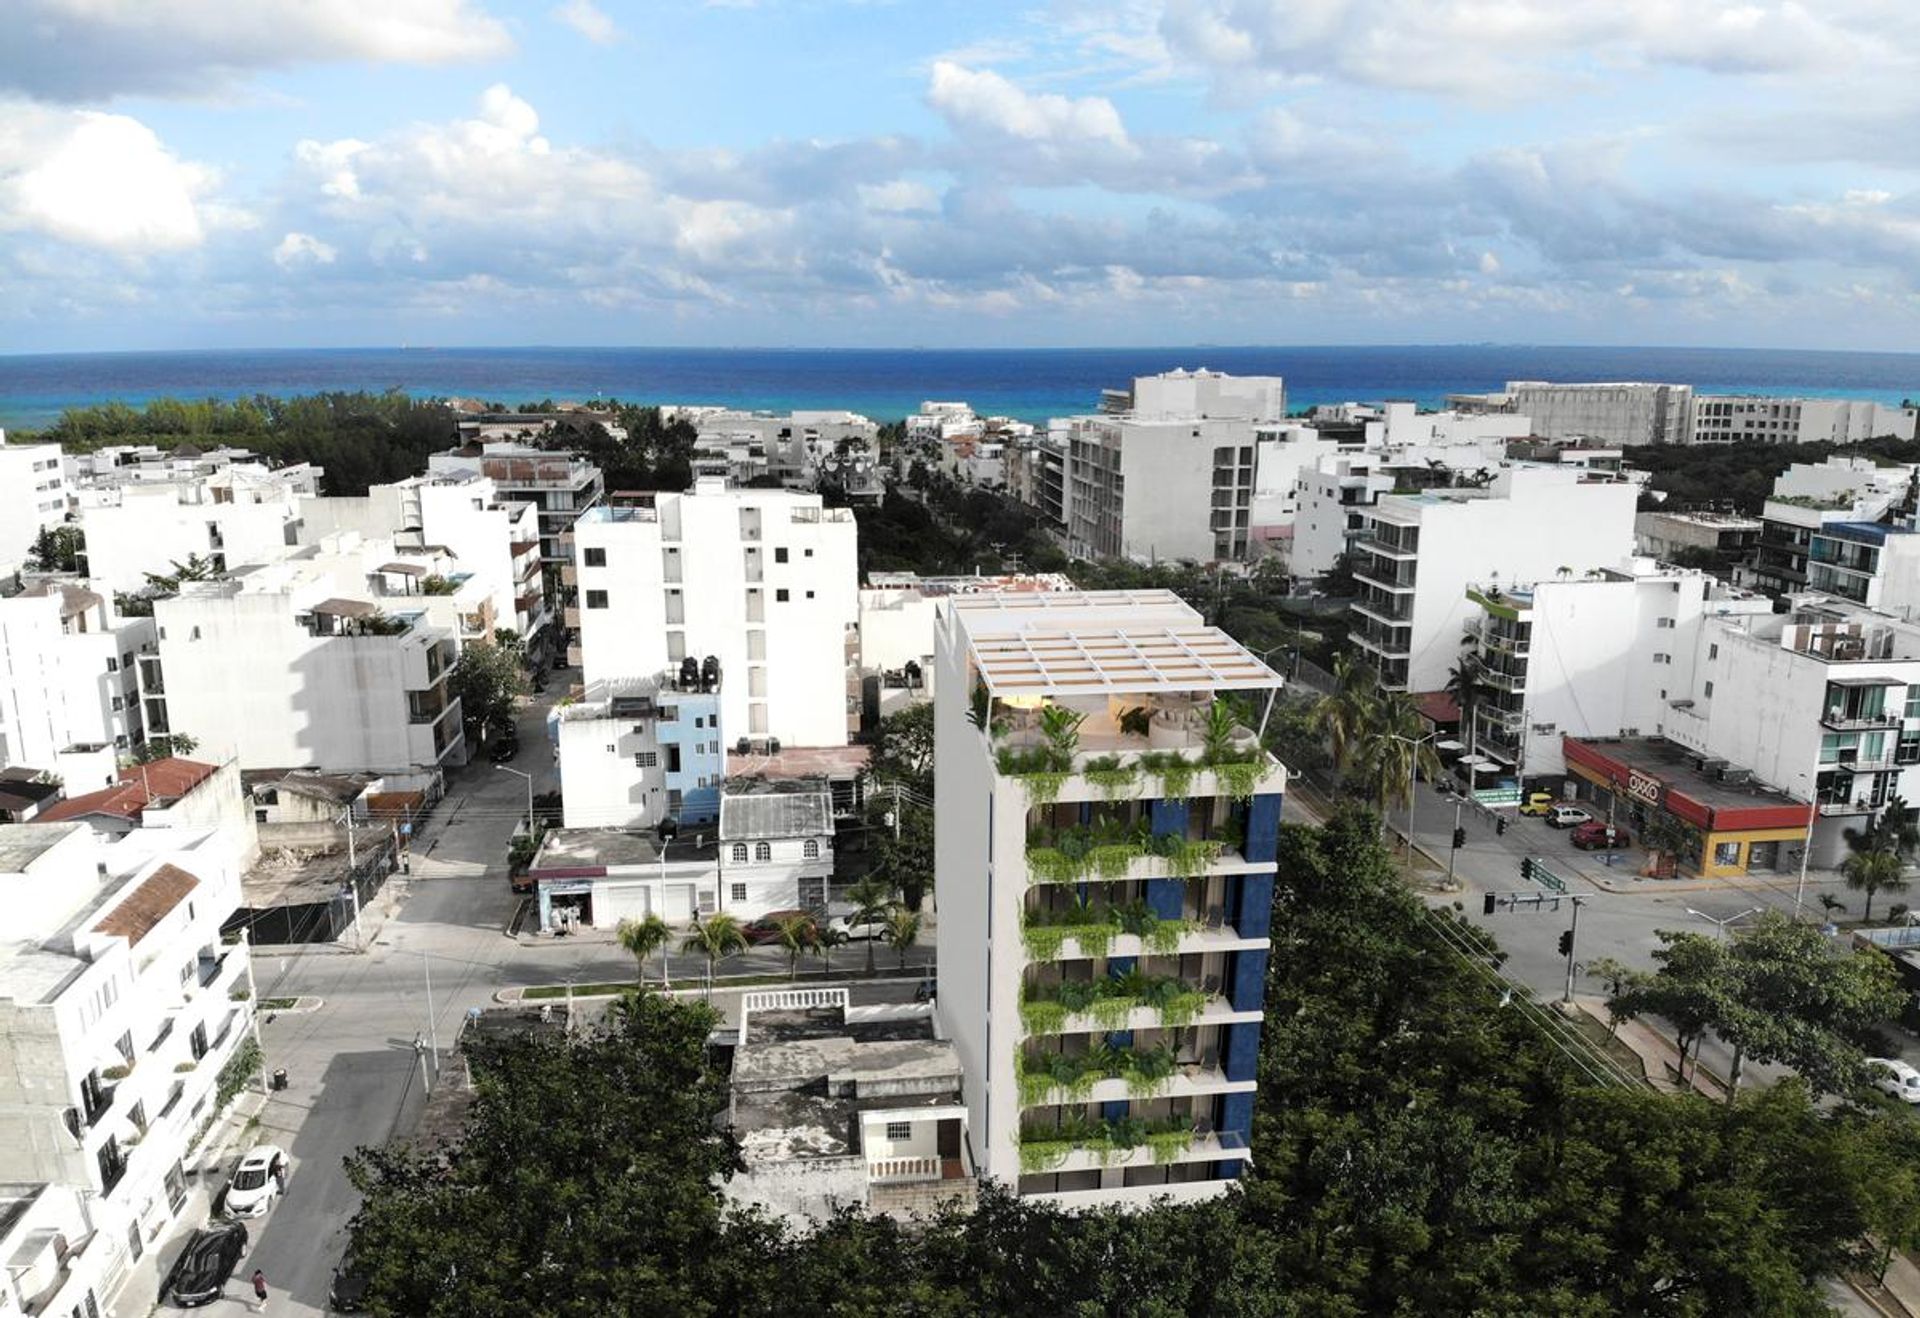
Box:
[2,344,1918,431]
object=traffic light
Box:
[1519,857,1535,883]
[1452,827,1467,851]
[1495,816,1508,836]
[1483,892,1497,916]
[1557,929,1574,957]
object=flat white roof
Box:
[951,591,1281,696]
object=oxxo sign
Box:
[1625,769,1663,808]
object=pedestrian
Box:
[273,1160,287,1195]
[252,1268,268,1308]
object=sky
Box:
[2,0,1919,353]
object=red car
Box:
[1570,821,1629,850]
[743,910,816,945]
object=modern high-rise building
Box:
[0,441,71,576]
[934,589,1288,1207]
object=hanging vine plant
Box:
[1082,754,1138,800]
[1211,756,1265,802]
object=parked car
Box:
[328,1247,371,1312]
[1867,1057,1920,1104]
[163,1221,249,1308]
[1544,805,1593,829]
[488,734,520,764]
[744,910,816,945]
[826,909,890,942]
[1570,821,1630,850]
[1518,791,1560,817]
[224,1144,287,1218]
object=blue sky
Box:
[2,0,1918,353]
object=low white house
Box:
[0,822,257,1304]
[718,779,835,917]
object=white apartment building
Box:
[1289,453,1397,580]
[934,589,1287,1208]
[0,442,72,575]
[64,446,317,493]
[1450,381,1694,446]
[1459,561,1772,783]
[146,558,463,776]
[1129,368,1286,422]
[1635,510,1763,563]
[1664,600,1920,867]
[0,822,256,1302]
[554,673,725,831]
[0,581,156,775]
[1748,456,1915,598]
[428,443,604,576]
[79,466,315,595]
[1351,465,1639,692]
[674,407,878,483]
[570,479,858,748]
[718,779,834,917]
[1691,396,1917,445]
[297,472,548,644]
[0,1181,122,1318]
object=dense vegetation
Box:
[1628,435,1920,515]
[344,811,1920,1316]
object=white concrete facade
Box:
[147,562,463,776]
[79,469,312,595]
[0,585,155,772]
[719,782,834,919]
[1450,381,1694,446]
[0,443,71,576]
[0,823,256,1304]
[1351,466,1639,692]
[571,479,858,748]
[1692,396,1917,445]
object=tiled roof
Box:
[93,863,200,946]
[38,758,219,823]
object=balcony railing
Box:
[868,1156,957,1185]
[1820,710,1899,732]
[196,953,228,988]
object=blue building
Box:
[552,668,725,830]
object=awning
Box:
[1435,739,1467,752]
[378,561,429,577]
[311,598,378,618]
[1455,754,1491,767]
[1830,675,1902,687]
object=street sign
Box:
[1524,857,1568,894]
[1474,788,1522,808]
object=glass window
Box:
[731,883,747,902]
[583,547,606,567]
[1714,841,1741,868]
[585,590,608,609]
[803,839,820,859]
[774,547,789,563]
[754,842,772,862]
[730,844,747,862]
[886,1121,911,1141]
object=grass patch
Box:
[260,998,298,1011]
[523,982,638,1000]
[1565,1010,1654,1080]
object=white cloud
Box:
[4,0,513,101]
[0,101,216,251]
[273,232,338,268]
[927,61,1130,148]
[858,179,940,213]
[552,0,621,45]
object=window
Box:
[693,716,704,728]
[1656,617,1675,629]
[106,657,119,672]
[885,1121,911,1142]
[254,809,269,824]
[1703,680,1714,698]
[803,839,820,859]
[1906,686,1920,720]
[583,547,606,567]
[1651,654,1670,664]
[806,590,815,600]
[754,842,772,862]
[1709,643,1719,661]
[1714,841,1742,868]
[585,590,609,609]
[776,588,789,603]
[731,883,748,902]
[111,696,124,711]
[774,547,789,563]
[804,548,813,557]
[731,844,748,862]
[634,751,657,768]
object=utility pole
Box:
[1561,896,1584,1005]
[1446,797,1464,886]
[1793,796,1818,922]
[239,927,270,1096]
[423,952,439,1057]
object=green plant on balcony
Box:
[102,1063,133,1081]
[996,745,1069,805]
[966,677,992,731]
[1210,756,1265,802]
[1145,830,1222,876]
[1021,969,1214,1036]
[1081,754,1138,800]
[1117,705,1154,738]
[1138,750,1196,802]
[1124,1042,1180,1098]
[1017,1111,1196,1172]
[229,986,251,1002]
[175,1061,198,1073]
[1019,996,1070,1036]
[1015,1039,1184,1104]
[1114,898,1190,956]
[1147,1126,1196,1165]
[1039,704,1086,760]
[1158,989,1208,1032]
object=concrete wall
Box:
[0,444,70,575]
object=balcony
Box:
[195,952,229,989]
[1351,627,1412,660]
[1352,593,1413,625]
[1354,530,1419,560]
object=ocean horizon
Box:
[2,343,1918,432]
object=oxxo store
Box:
[1562,736,1814,880]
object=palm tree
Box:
[1312,653,1378,776]
[1348,690,1440,831]
[680,914,748,1000]
[1844,847,1907,924]
[880,908,923,971]
[843,875,896,975]
[773,914,818,982]
[816,924,848,979]
[615,913,672,989]
[1444,646,1487,762]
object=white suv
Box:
[1545,805,1593,829]
[1867,1057,1920,1104]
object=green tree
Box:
[1444,645,1486,759]
[25,525,85,573]
[772,914,817,982]
[1844,847,1906,924]
[1842,794,1918,922]
[867,702,935,796]
[1345,689,1440,831]
[679,914,747,1000]
[448,639,528,740]
[616,913,672,988]
[133,733,199,763]
[842,875,895,976]
[1312,651,1378,776]
[869,797,933,910]
[879,907,922,971]
[1584,956,1640,1036]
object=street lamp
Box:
[1382,729,1439,878]
[495,764,535,836]
[1685,906,1760,941]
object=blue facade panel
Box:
[1106,956,1137,976]
[1219,1090,1255,1154]
[1224,1021,1260,1083]
[1229,949,1267,1013]
[657,691,723,824]
[1149,799,1189,838]
[1235,872,1275,940]
[1145,878,1185,922]
[1245,791,1282,863]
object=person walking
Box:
[251,1268,269,1309]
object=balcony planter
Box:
[1016,1113,1197,1173]
[175,1061,198,1073]
[229,987,252,1002]
[102,1063,133,1081]
[1014,1041,1182,1105]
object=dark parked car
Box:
[164,1221,248,1308]
[743,910,815,945]
[328,1248,370,1312]
[1570,821,1630,851]
[488,735,520,764]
